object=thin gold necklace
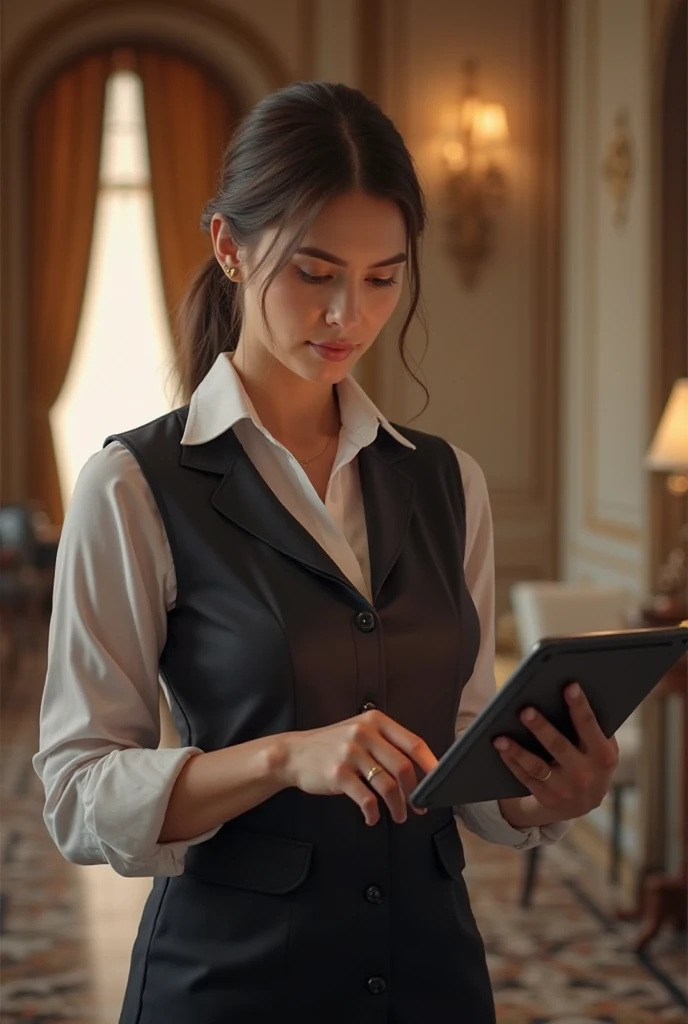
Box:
[297,433,336,469]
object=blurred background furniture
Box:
[0,504,58,688]
[510,581,640,907]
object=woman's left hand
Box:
[494,682,619,824]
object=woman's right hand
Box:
[277,710,439,826]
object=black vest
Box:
[107,408,495,1024]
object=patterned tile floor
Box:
[464,832,687,1023]
[1,645,686,1023]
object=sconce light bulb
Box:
[472,104,509,147]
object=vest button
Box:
[367,976,387,995]
[354,611,377,633]
[359,701,378,714]
[365,885,383,904]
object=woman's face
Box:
[216,190,408,384]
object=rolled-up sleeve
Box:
[450,446,571,851]
[32,442,219,877]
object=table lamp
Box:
[645,378,688,616]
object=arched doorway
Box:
[0,1,289,508]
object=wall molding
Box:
[580,0,643,545]
[1,0,291,98]
[572,543,643,579]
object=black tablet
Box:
[409,624,688,809]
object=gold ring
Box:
[365,765,383,784]
[535,767,553,783]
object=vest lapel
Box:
[180,428,360,601]
[357,431,416,604]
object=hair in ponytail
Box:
[175,80,428,408]
[175,256,241,404]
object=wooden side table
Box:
[622,608,687,950]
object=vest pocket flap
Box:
[185,831,314,894]
[432,820,466,881]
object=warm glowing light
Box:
[460,96,483,136]
[646,379,688,471]
[472,103,509,147]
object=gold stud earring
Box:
[224,264,238,281]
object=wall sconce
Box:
[439,61,510,288]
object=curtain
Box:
[28,54,110,525]
[137,52,238,353]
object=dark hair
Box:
[176,80,428,409]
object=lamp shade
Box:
[645,378,688,471]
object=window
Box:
[50,70,176,507]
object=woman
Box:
[34,81,619,1023]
